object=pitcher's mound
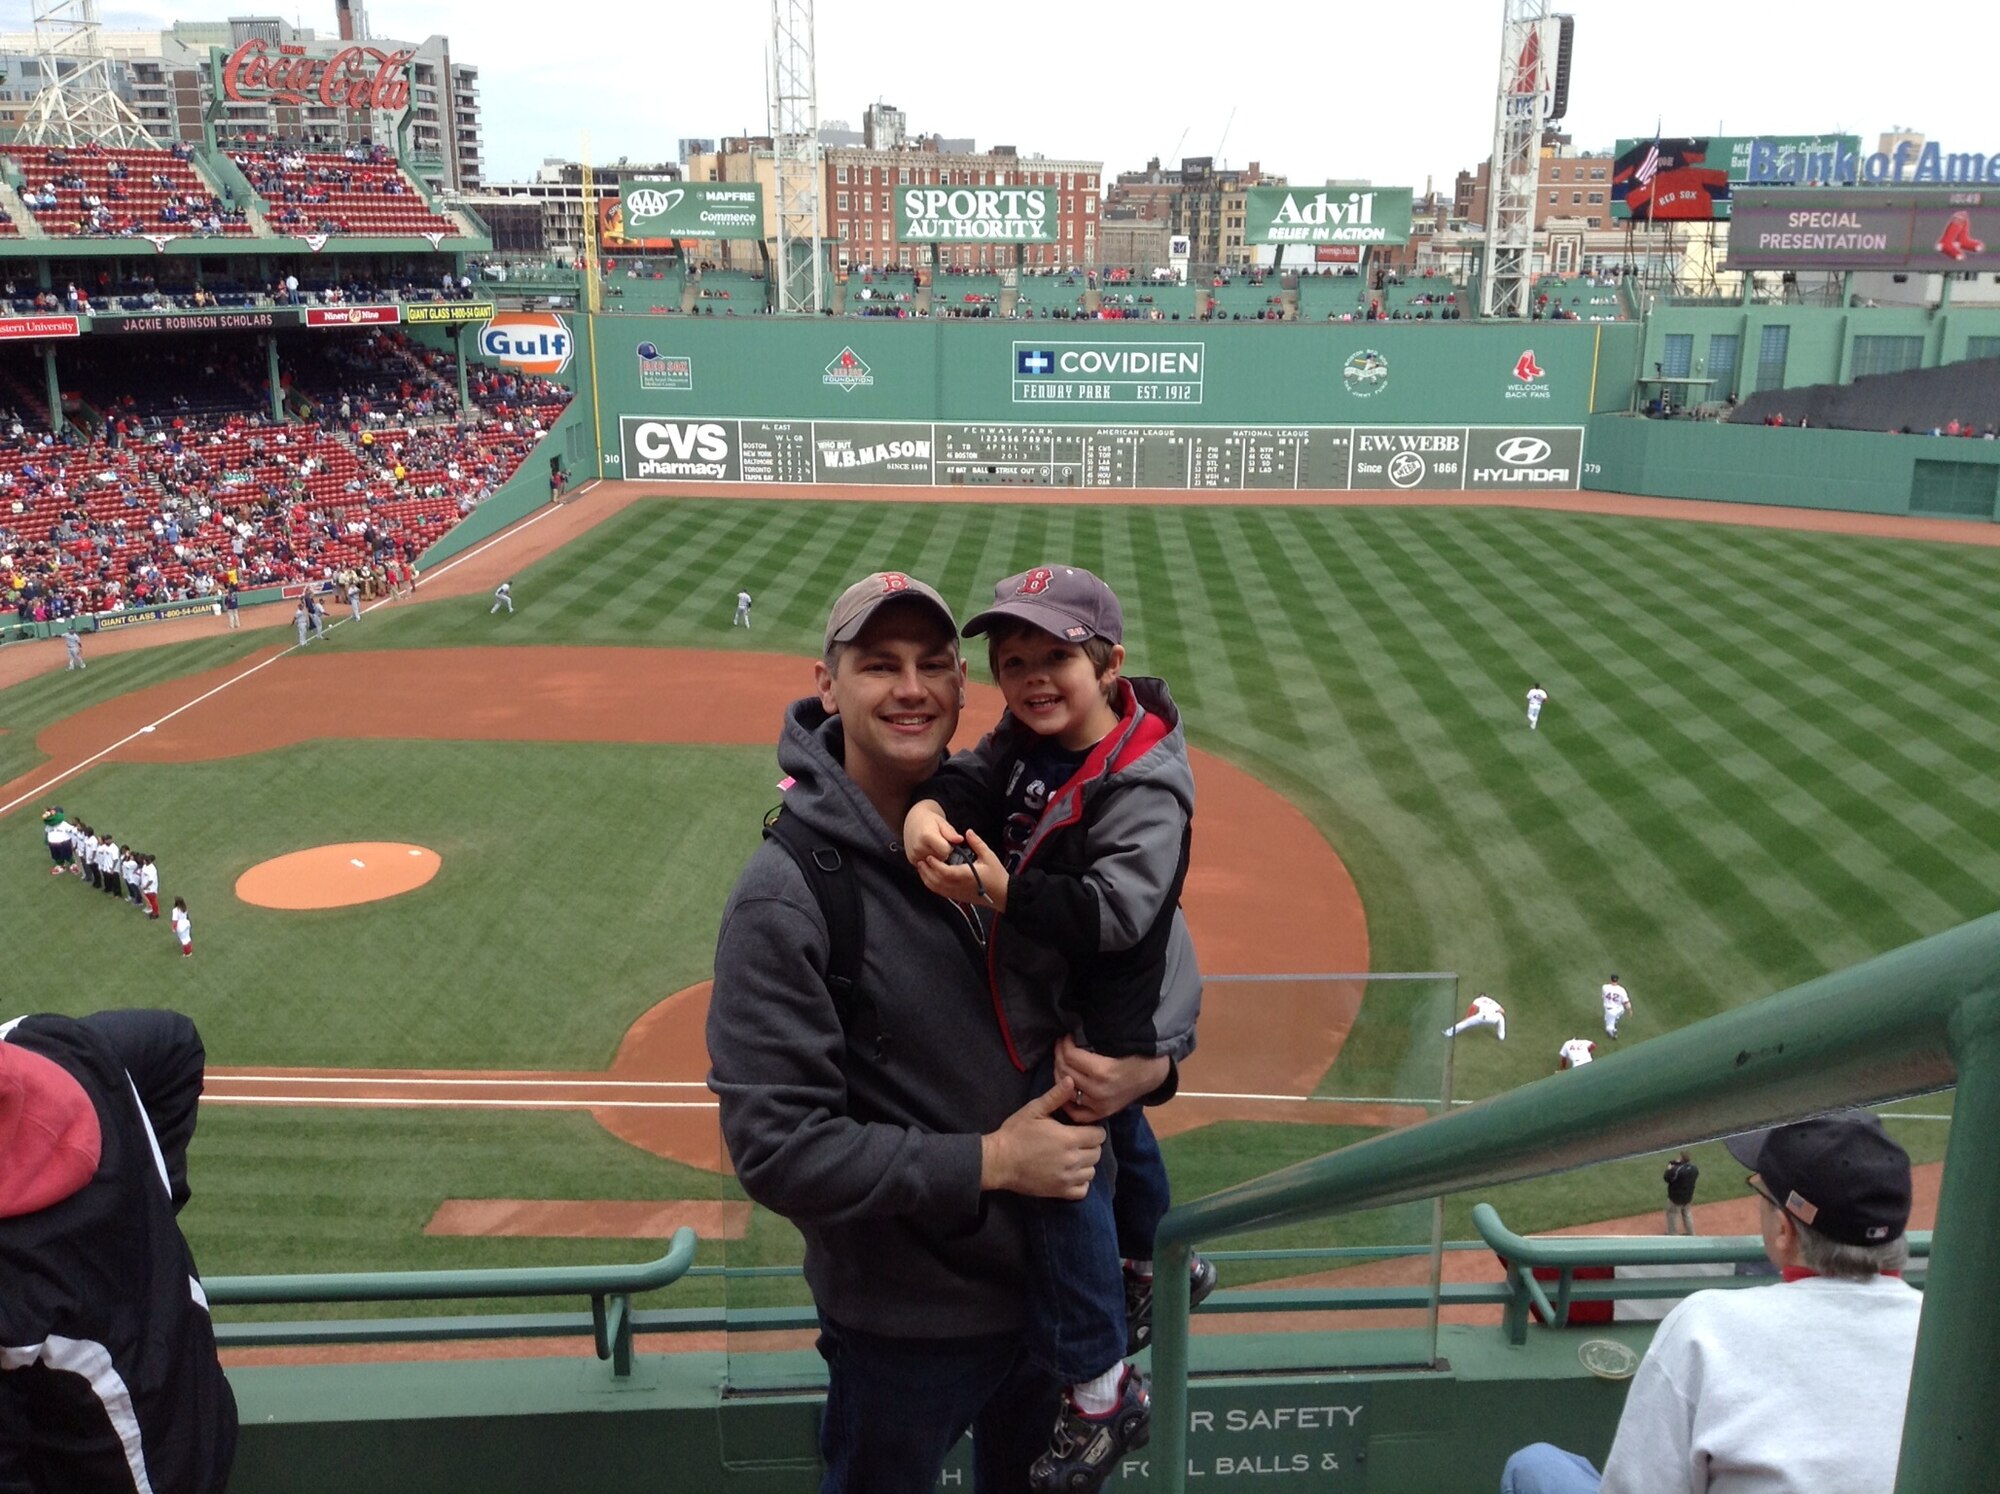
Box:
[237,842,441,910]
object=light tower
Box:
[20,0,159,148]
[769,0,826,314]
[1480,0,1550,318]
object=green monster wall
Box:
[585,316,1641,493]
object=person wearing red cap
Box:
[0,1009,236,1492]
[1501,1110,1921,1494]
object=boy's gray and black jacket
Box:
[707,699,1056,1339]
[924,675,1201,1068]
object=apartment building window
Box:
[836,166,848,183]
[1588,193,1603,204]
[899,167,910,184]
[1590,167,1606,180]
[836,192,848,210]
[1572,192,1582,205]
[1548,191,1558,204]
[863,193,871,212]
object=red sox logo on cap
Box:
[880,573,909,593]
[1017,568,1054,595]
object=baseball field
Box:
[5,487,1980,1318]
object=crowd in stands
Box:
[4,270,488,317]
[0,332,569,624]
[4,142,250,239]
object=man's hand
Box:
[916,827,1009,912]
[902,798,961,868]
[1052,1037,1171,1124]
[980,1079,1104,1200]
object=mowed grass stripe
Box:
[1461,516,1935,965]
[1554,520,2000,930]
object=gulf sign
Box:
[478,312,572,376]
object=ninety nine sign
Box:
[305,305,401,329]
[620,181,766,241]
[214,39,412,112]
[1244,187,1414,246]
[896,187,1055,243]
[0,315,81,341]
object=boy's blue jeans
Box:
[1025,1058,1173,1383]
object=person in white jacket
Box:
[1500,1111,1921,1494]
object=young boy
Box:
[903,564,1210,1493]
[171,897,192,956]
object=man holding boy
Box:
[708,572,1173,1494]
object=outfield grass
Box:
[10,494,1982,1281]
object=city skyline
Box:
[64,0,1993,190]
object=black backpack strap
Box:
[763,808,883,1061]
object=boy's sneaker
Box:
[1123,1254,1219,1356]
[1028,1365,1150,1493]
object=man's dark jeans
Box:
[815,1315,1062,1493]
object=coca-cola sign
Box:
[218,39,413,112]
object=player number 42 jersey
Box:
[1559,1038,1596,1067]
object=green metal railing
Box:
[207,1228,697,1377]
[1149,912,2000,1494]
[1471,1203,1932,1343]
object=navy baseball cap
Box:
[963,565,1124,645]
[1724,1111,1912,1246]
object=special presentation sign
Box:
[895,187,1055,243]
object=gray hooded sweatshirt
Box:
[707,698,1055,1338]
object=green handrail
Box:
[1148,912,2000,1493]
[207,1227,698,1377]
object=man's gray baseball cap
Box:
[823,572,959,653]
[963,565,1124,645]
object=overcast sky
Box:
[50,0,1990,188]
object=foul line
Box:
[0,495,578,821]
[211,1073,708,1089]
[203,1096,719,1110]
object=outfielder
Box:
[1525,682,1548,729]
[1602,975,1632,1039]
[63,629,84,671]
[1557,1036,1596,1069]
[732,589,752,628]
[1444,992,1506,1041]
[491,582,514,615]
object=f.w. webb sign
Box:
[896,187,1055,243]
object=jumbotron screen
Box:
[1611,138,1732,222]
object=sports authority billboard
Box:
[1244,187,1413,247]
[616,417,1584,492]
[1726,188,1999,271]
[619,181,766,241]
[1612,135,1858,221]
[894,187,1055,243]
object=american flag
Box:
[1635,142,1663,185]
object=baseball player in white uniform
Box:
[63,630,85,670]
[1558,1037,1597,1069]
[491,581,514,615]
[1444,992,1506,1041]
[733,590,753,628]
[1525,682,1548,729]
[1601,975,1632,1039]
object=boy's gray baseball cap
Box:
[822,572,958,652]
[963,566,1124,645]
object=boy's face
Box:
[992,626,1124,751]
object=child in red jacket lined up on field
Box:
[172,897,192,956]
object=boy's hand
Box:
[1053,1037,1171,1123]
[902,798,961,868]
[916,827,1009,912]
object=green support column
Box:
[267,334,284,423]
[1897,989,2000,1491]
[455,325,471,409]
[1841,271,1854,309]
[43,344,63,436]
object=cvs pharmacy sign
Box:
[619,417,742,482]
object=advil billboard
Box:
[479,313,573,376]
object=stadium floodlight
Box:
[21,0,162,148]
[1480,0,1550,319]
[770,0,825,314]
